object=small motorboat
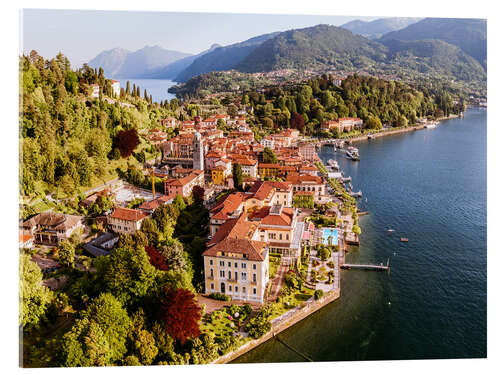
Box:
[400,237,409,242]
[387,229,394,234]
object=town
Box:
[20,75,369,365]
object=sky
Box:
[21,9,379,68]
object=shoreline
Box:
[213,290,340,364]
[344,114,459,144]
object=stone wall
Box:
[213,289,340,364]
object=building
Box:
[258,163,281,178]
[298,142,316,162]
[107,207,148,235]
[249,205,298,257]
[164,170,204,197]
[193,132,204,171]
[285,174,326,202]
[19,233,34,249]
[21,212,84,246]
[203,214,269,303]
[209,192,247,236]
[90,84,99,98]
[111,80,120,97]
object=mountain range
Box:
[340,17,422,39]
[87,17,487,89]
[88,45,192,78]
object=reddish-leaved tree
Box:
[145,246,168,271]
[161,288,201,344]
[116,129,140,158]
[290,112,305,132]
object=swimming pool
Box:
[322,227,339,246]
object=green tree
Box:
[232,163,243,191]
[94,246,160,306]
[19,254,53,330]
[60,293,131,366]
[262,147,278,164]
[58,240,76,268]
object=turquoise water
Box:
[322,228,339,246]
[233,108,487,362]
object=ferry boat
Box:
[346,146,360,161]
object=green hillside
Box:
[236,24,387,73]
[380,18,487,69]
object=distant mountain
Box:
[236,24,387,73]
[88,46,192,78]
[87,47,130,77]
[380,18,487,69]
[174,32,279,82]
[383,38,486,83]
[144,44,222,80]
[341,17,422,39]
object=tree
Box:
[19,254,53,330]
[290,112,305,132]
[160,288,201,344]
[173,194,186,211]
[192,185,205,206]
[145,246,169,271]
[158,240,187,272]
[262,117,274,129]
[262,147,277,164]
[95,245,160,306]
[58,240,76,268]
[60,293,131,366]
[352,225,362,236]
[116,129,140,158]
[232,163,243,191]
[365,116,382,130]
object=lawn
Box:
[269,255,281,279]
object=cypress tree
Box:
[126,80,130,95]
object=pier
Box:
[341,259,390,271]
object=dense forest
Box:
[20,51,179,199]
[237,74,464,137]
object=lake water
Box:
[233,108,487,362]
[118,78,178,103]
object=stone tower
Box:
[193,132,204,171]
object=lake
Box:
[233,108,487,362]
[118,78,178,103]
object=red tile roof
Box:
[110,207,148,222]
[203,237,266,261]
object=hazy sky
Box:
[21,9,378,68]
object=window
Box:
[242,263,247,269]
[253,274,257,283]
[228,261,231,267]
[228,271,232,280]
[242,273,247,281]
[220,270,225,278]
[253,288,257,295]
[234,262,238,268]
[286,234,289,241]
[229,285,232,292]
[235,286,238,292]
[235,272,238,281]
[210,268,214,278]
[220,261,224,267]
[279,233,282,240]
[269,233,276,240]
[253,264,257,270]
[243,287,246,293]
[211,283,214,289]
[209,259,213,265]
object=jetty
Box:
[341,259,390,272]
